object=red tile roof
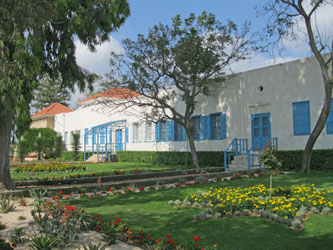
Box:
[78,88,141,104]
[31,103,73,118]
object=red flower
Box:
[109,187,113,191]
[195,244,200,248]
[140,230,144,234]
[98,218,102,221]
[96,214,99,217]
[59,191,63,194]
[96,225,100,230]
[81,210,85,213]
[117,217,122,222]
[155,239,159,243]
[166,235,171,239]
[174,243,177,247]
[129,235,133,239]
[53,196,58,200]
[121,226,125,231]
[148,236,152,240]
[113,221,118,225]
[194,236,200,242]
[12,243,17,248]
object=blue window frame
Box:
[133,123,140,142]
[175,122,186,141]
[293,101,311,136]
[192,116,201,140]
[326,99,333,134]
[160,121,167,141]
[145,122,153,141]
[211,114,221,139]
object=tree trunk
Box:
[0,109,15,189]
[301,81,332,173]
[185,125,199,169]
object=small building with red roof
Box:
[31,102,73,129]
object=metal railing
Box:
[247,137,278,169]
[224,138,248,171]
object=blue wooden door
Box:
[251,113,271,151]
[116,129,123,151]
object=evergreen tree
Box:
[32,75,71,111]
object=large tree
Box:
[260,0,333,173]
[0,0,130,189]
[32,75,71,111]
[102,12,251,169]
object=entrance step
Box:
[227,153,261,172]
[86,154,106,162]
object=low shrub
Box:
[117,151,225,167]
[15,163,86,173]
[60,151,85,161]
[274,149,333,171]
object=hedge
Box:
[117,151,225,167]
[117,149,333,171]
[274,149,333,171]
[60,151,85,161]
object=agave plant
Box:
[28,232,57,250]
[0,219,7,230]
[0,194,16,213]
[81,242,107,250]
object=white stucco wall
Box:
[54,55,333,153]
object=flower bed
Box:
[168,184,333,229]
[14,163,86,173]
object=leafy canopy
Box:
[105,11,251,124]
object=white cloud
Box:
[281,1,333,55]
[229,52,297,74]
[75,36,124,76]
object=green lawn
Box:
[70,173,333,250]
[10,162,187,181]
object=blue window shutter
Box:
[293,101,310,135]
[206,116,211,139]
[167,120,175,141]
[100,128,105,144]
[125,127,129,143]
[326,99,333,134]
[182,122,186,140]
[200,116,205,140]
[221,113,226,139]
[155,122,160,142]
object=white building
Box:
[49,55,333,162]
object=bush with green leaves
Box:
[28,232,57,250]
[0,194,16,213]
[31,199,92,247]
[7,227,25,244]
[71,130,81,161]
[82,242,107,250]
[117,151,225,167]
[17,128,60,160]
[0,238,13,250]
